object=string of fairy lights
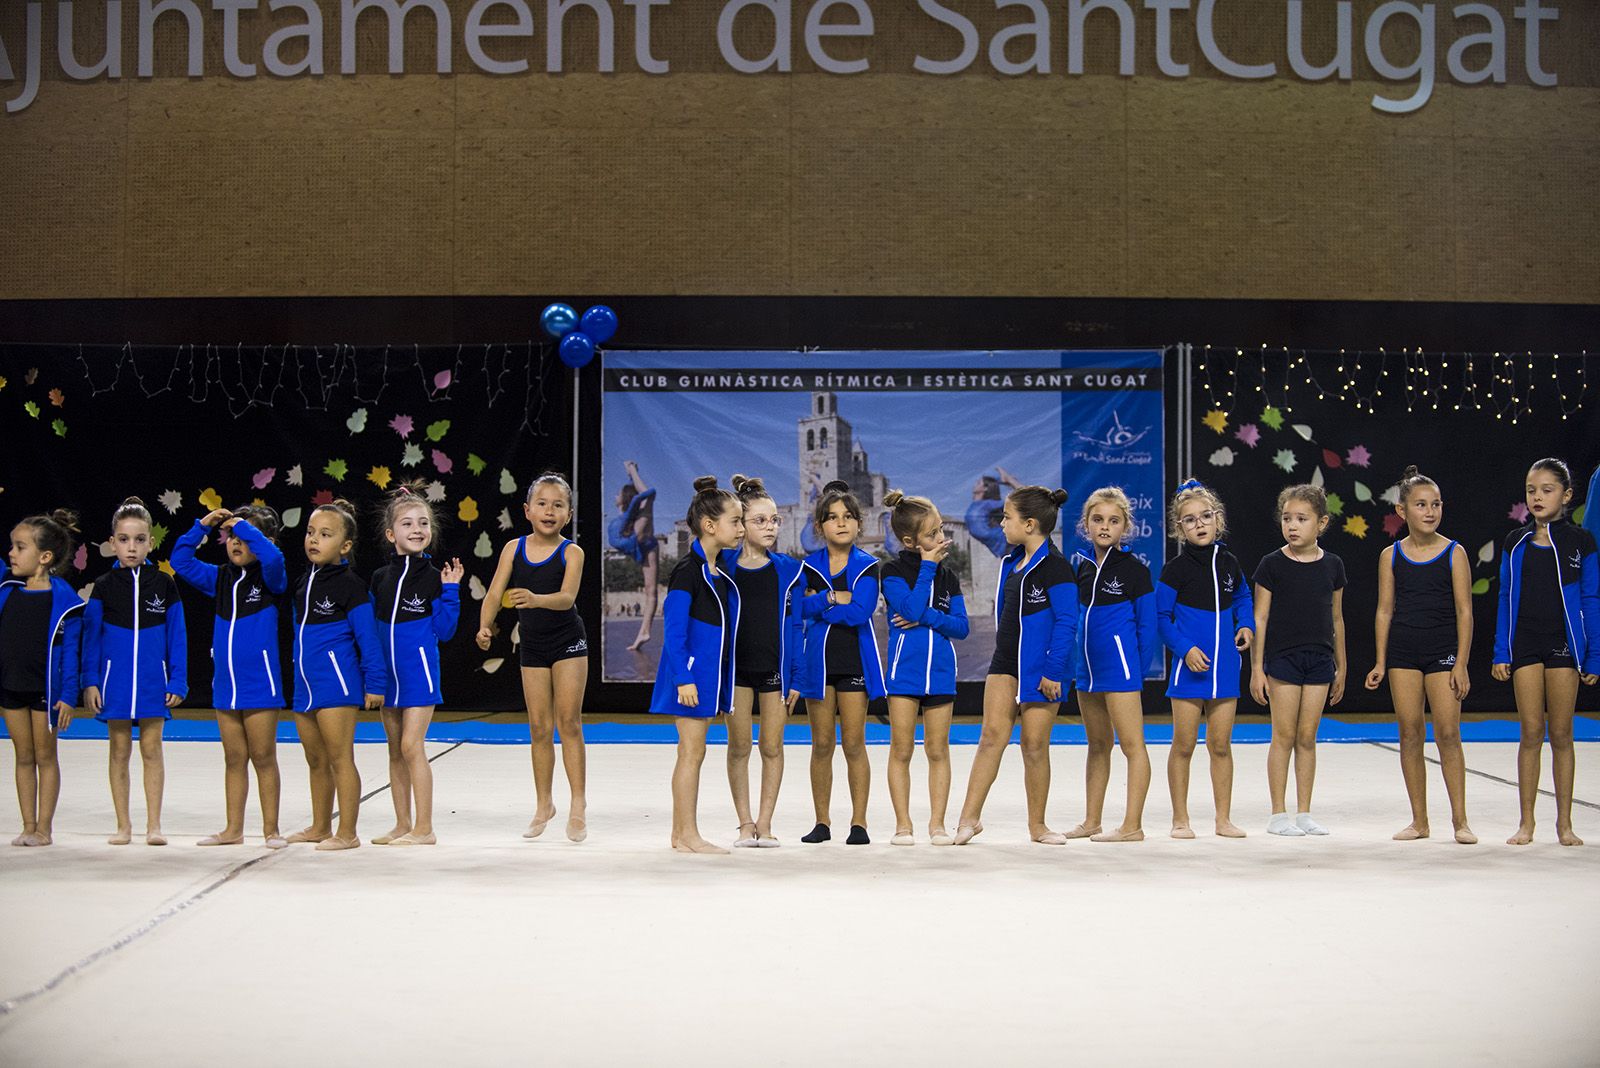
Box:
[1198,346,1591,425]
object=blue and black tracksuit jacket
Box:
[799,545,887,700]
[719,547,806,696]
[82,563,187,719]
[994,540,1077,702]
[1071,546,1157,694]
[1493,519,1600,675]
[650,539,740,716]
[370,554,460,708]
[880,550,967,697]
[171,518,287,710]
[0,571,85,720]
[1156,542,1254,701]
[291,562,386,712]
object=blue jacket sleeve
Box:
[1134,589,1158,675]
[232,520,287,595]
[785,583,806,692]
[822,571,878,626]
[659,589,692,686]
[166,597,189,699]
[58,606,84,709]
[1493,549,1513,664]
[433,584,461,643]
[880,573,918,624]
[1232,570,1255,634]
[81,595,105,688]
[1579,546,1600,676]
[1043,580,1078,684]
[1155,581,1187,656]
[929,594,970,641]
[348,601,388,697]
[170,521,218,595]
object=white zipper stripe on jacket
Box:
[1549,530,1577,655]
[130,567,141,716]
[1017,545,1047,703]
[1084,552,1106,693]
[387,556,409,704]
[779,567,801,694]
[703,559,726,714]
[924,567,936,694]
[298,565,317,710]
[227,572,245,709]
[851,562,886,688]
[1210,545,1222,701]
[1506,529,1533,653]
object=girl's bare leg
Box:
[1069,692,1111,838]
[1508,664,1546,845]
[671,716,727,853]
[552,657,589,841]
[1390,669,1430,839]
[521,667,557,836]
[108,721,134,844]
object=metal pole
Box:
[572,365,581,528]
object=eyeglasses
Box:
[747,516,783,529]
[1179,510,1217,528]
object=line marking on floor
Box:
[1363,741,1600,811]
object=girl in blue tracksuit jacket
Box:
[288,500,385,852]
[1157,480,1254,840]
[1070,487,1158,845]
[650,477,744,853]
[1491,458,1600,847]
[2,509,84,848]
[172,503,289,849]
[954,486,1077,847]
[369,485,463,847]
[82,498,188,846]
[880,489,968,847]
[798,480,885,846]
[722,475,804,848]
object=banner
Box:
[601,349,1165,683]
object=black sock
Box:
[800,823,831,843]
[846,824,870,845]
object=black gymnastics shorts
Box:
[0,689,47,712]
[825,673,867,694]
[520,624,590,670]
[987,651,1018,679]
[888,693,956,708]
[1511,628,1575,671]
[734,668,784,694]
[1265,649,1337,686]
[1387,625,1458,675]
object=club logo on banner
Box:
[600,351,1165,683]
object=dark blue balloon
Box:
[559,331,596,368]
[580,305,619,344]
[540,303,579,339]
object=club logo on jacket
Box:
[313,597,337,617]
[145,594,167,614]
[1221,572,1235,593]
[401,594,428,614]
[1026,584,1048,605]
[244,585,262,604]
[1101,577,1124,597]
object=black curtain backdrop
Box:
[1,296,1595,715]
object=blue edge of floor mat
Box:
[5,718,1598,745]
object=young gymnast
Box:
[1069,487,1157,843]
[1364,466,1476,844]
[609,460,659,652]
[479,473,589,842]
[1492,458,1600,846]
[286,499,385,851]
[1251,484,1347,837]
[798,480,885,845]
[2,510,84,847]
[370,484,463,846]
[648,477,743,853]
[723,475,803,848]
[1157,480,1253,839]
[82,497,187,846]
[880,489,968,846]
[172,504,289,848]
[953,486,1076,845]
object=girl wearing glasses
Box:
[1156,480,1253,839]
[723,475,804,847]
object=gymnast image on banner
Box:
[600,350,1166,683]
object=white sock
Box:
[1268,812,1305,836]
[1295,812,1329,835]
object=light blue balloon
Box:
[540,303,579,339]
[580,305,619,344]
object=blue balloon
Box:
[559,331,596,369]
[580,305,619,344]
[540,303,579,339]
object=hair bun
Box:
[51,508,81,533]
[692,475,720,494]
[883,489,904,508]
[122,495,146,508]
[1401,464,1419,478]
[1049,489,1069,507]
[822,479,850,495]
[327,497,355,513]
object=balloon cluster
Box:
[540,303,618,369]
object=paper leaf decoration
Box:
[324,459,349,482]
[1321,449,1342,469]
[1343,515,1369,539]
[1379,485,1401,506]
[48,388,64,407]
[481,657,505,674]
[1311,467,1325,488]
[1260,406,1285,431]
[312,490,334,507]
[347,408,368,435]
[1382,514,1405,538]
[157,490,182,515]
[24,367,38,385]
[468,575,487,601]
[252,467,276,490]
[390,414,414,439]
[467,453,487,476]
[497,507,513,531]
[1272,449,1296,473]
[1208,446,1235,467]
[1471,578,1490,595]
[287,464,303,487]
[459,496,480,525]
[425,482,446,503]
[500,469,517,495]
[1477,541,1494,564]
[74,545,88,570]
[474,531,493,558]
[1508,502,1529,523]
[1202,410,1228,435]
[401,443,423,467]
[157,559,175,577]
[1325,491,1344,516]
[51,419,67,437]
[1292,424,1313,441]
[432,449,453,475]
[433,370,452,393]
[23,401,40,418]
[282,507,303,529]
[151,523,168,550]
[1234,424,1260,448]
[1353,481,1372,503]
[199,487,222,512]
[1345,445,1372,468]
[425,420,451,442]
[368,466,393,490]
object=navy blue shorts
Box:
[1265,649,1336,686]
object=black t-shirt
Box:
[1253,549,1347,658]
[1516,543,1565,635]
[732,560,780,674]
[0,589,52,691]
[989,567,1026,674]
[822,566,863,676]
